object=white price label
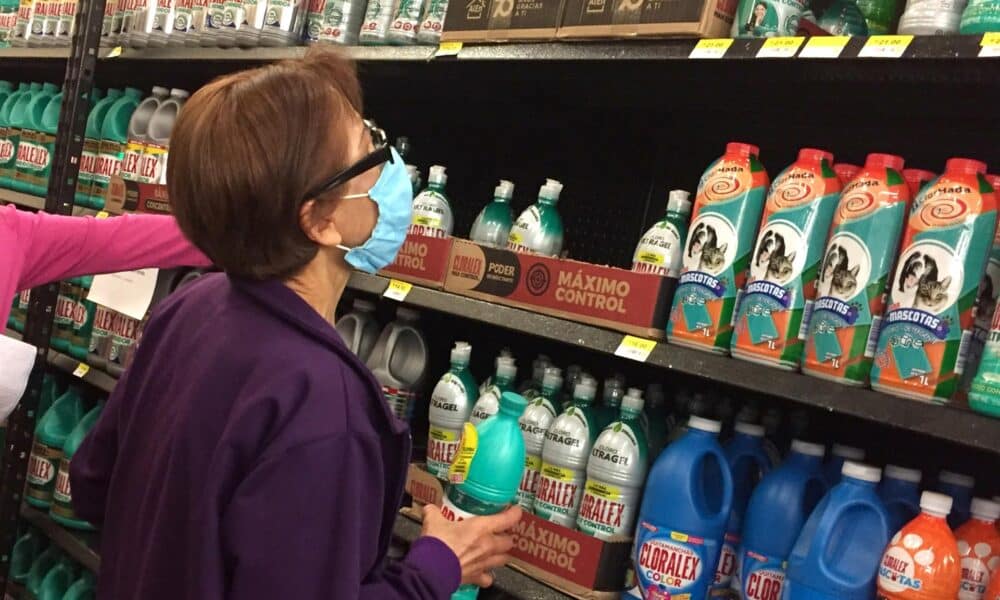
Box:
[756,36,804,58]
[858,35,913,58]
[980,33,1000,57]
[72,363,90,378]
[614,335,657,362]
[798,36,849,59]
[689,38,733,59]
[383,279,413,302]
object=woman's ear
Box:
[299,198,343,248]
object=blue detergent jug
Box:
[936,470,975,529]
[877,464,922,534]
[821,444,865,488]
[783,462,891,600]
[735,440,827,600]
[712,422,771,595]
[626,416,733,600]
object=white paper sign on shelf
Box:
[87,268,159,320]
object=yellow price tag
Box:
[95,211,110,219]
[980,32,1000,57]
[614,335,657,362]
[106,46,123,58]
[448,423,478,484]
[436,41,463,57]
[383,278,413,301]
[689,38,733,59]
[757,36,804,58]
[72,363,90,378]
[858,35,913,58]
[799,36,849,59]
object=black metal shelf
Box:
[88,34,999,63]
[392,513,571,600]
[347,272,1000,454]
[20,505,100,573]
[46,351,118,394]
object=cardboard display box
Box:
[404,465,631,600]
[443,238,674,340]
[379,233,455,288]
[557,0,735,39]
[104,176,172,215]
[441,0,566,42]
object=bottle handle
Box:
[813,498,880,589]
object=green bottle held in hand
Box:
[470,179,515,248]
[441,391,528,600]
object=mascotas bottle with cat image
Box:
[802,153,910,386]
[667,142,770,355]
[870,158,997,403]
[732,148,842,370]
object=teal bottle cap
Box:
[498,391,527,416]
[41,82,58,93]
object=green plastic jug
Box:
[26,387,85,508]
[38,374,60,419]
[51,401,103,530]
[90,86,141,209]
[9,530,45,598]
[13,82,57,194]
[68,276,96,361]
[0,81,37,188]
[25,545,61,598]
[28,89,63,196]
[36,558,78,600]
[62,572,95,600]
[76,88,121,207]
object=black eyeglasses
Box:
[304,119,393,201]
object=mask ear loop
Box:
[334,192,373,252]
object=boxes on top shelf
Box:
[557,0,736,39]
[441,0,568,41]
[379,232,455,288]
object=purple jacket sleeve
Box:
[221,434,461,600]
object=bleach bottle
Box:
[440,391,527,600]
[119,86,167,185]
[713,421,771,596]
[28,86,60,195]
[365,306,428,422]
[91,87,142,209]
[470,356,517,426]
[8,530,43,599]
[143,87,188,184]
[62,572,95,600]
[469,179,515,248]
[822,443,866,487]
[518,354,551,397]
[878,464,923,534]
[955,498,1000,600]
[516,366,562,511]
[597,376,625,432]
[632,188,692,277]
[577,388,648,540]
[668,142,770,355]
[12,81,57,194]
[26,387,84,508]
[334,298,380,361]
[427,342,477,480]
[409,165,452,238]
[627,416,734,600]
[36,557,78,600]
[783,462,891,600]
[938,470,976,529]
[878,491,961,600]
[735,439,827,600]
[871,158,997,403]
[0,82,31,189]
[534,377,599,527]
[76,87,121,206]
[50,402,103,530]
[25,546,62,598]
[508,179,565,257]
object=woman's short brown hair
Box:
[168,49,363,280]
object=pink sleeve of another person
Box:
[5,204,211,292]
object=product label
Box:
[51,457,73,511]
[0,128,16,169]
[871,173,996,402]
[15,137,50,173]
[359,0,392,39]
[417,0,446,39]
[533,462,585,526]
[56,0,75,37]
[732,0,806,37]
[711,532,740,595]
[93,141,125,199]
[409,189,451,238]
[440,494,478,522]
[878,526,961,598]
[388,0,421,39]
[447,423,478,484]
[959,549,994,599]
[633,220,685,277]
[426,426,460,479]
[732,161,841,367]
[470,385,502,424]
[173,0,192,30]
[668,154,770,354]
[427,371,472,478]
[120,141,145,182]
[629,523,719,598]
[516,453,543,510]
[26,442,61,503]
[89,304,115,356]
[737,549,786,600]
[803,169,909,385]
[381,385,417,421]
[78,138,99,186]
[577,478,637,539]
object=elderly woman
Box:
[70,51,520,599]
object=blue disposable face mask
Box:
[337,147,413,273]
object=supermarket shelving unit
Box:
[2,9,998,598]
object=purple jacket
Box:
[71,274,460,599]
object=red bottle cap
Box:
[834,163,861,183]
[944,157,987,175]
[799,148,834,164]
[727,142,760,158]
[865,153,906,171]
[903,168,937,196]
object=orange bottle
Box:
[956,498,1000,600]
[986,565,1000,600]
[878,491,961,599]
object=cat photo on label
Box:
[684,216,736,277]
[750,222,803,285]
[889,243,962,312]
[817,234,870,302]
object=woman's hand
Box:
[420,504,523,588]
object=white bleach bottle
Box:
[469,356,517,426]
[426,341,477,480]
[516,366,562,511]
